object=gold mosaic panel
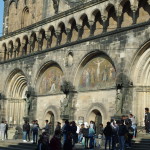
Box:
[39,66,63,94]
[79,57,116,90]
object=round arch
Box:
[85,102,108,124]
[4,68,28,125]
[130,40,150,85]
[5,68,28,98]
[35,61,64,95]
[129,40,150,124]
[73,50,116,90]
[43,105,59,133]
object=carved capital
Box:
[101,15,107,22]
[88,20,94,26]
[76,24,82,30]
[45,34,51,40]
[130,5,138,12]
[55,30,61,37]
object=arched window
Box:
[21,7,30,28]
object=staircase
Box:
[0,140,37,150]
[130,133,150,150]
[0,133,149,150]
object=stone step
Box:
[0,147,35,150]
[0,141,37,150]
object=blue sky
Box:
[0,1,4,36]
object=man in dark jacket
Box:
[82,125,89,149]
[118,120,128,150]
[55,122,61,140]
[145,108,150,133]
[62,120,72,150]
[32,120,39,144]
[23,121,28,142]
[103,122,112,150]
[4,121,8,140]
[26,122,30,142]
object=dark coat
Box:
[118,124,128,136]
[103,125,112,136]
[82,128,89,137]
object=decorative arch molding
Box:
[85,102,107,122]
[73,50,116,90]
[4,68,28,98]
[43,105,59,122]
[21,6,30,28]
[35,61,64,95]
[130,40,150,86]
[9,0,18,8]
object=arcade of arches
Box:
[0,0,150,129]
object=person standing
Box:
[111,120,118,150]
[103,122,112,150]
[82,125,89,149]
[22,121,28,142]
[145,108,150,133]
[89,125,95,149]
[78,124,84,143]
[96,123,104,148]
[70,121,77,147]
[4,121,8,140]
[49,130,62,150]
[55,122,61,139]
[43,120,50,135]
[118,120,128,150]
[26,122,30,142]
[0,121,6,141]
[129,114,137,137]
[32,120,39,144]
[62,120,72,150]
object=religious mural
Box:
[39,66,63,94]
[79,57,116,90]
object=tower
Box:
[3,0,9,35]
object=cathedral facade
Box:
[0,0,150,128]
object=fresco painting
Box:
[39,66,63,94]
[79,57,116,90]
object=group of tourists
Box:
[1,107,150,150]
[0,121,8,141]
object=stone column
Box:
[37,38,42,51]
[28,40,32,53]
[88,21,94,37]
[101,16,107,33]
[131,5,138,25]
[77,25,82,40]
[45,34,51,48]
[66,28,71,43]
[55,31,61,46]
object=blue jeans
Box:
[132,125,137,137]
[105,136,111,150]
[89,135,94,148]
[112,135,117,150]
[23,131,27,140]
[78,134,83,143]
[118,136,125,150]
[33,132,38,143]
[63,134,67,145]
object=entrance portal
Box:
[45,111,55,134]
[88,109,102,133]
